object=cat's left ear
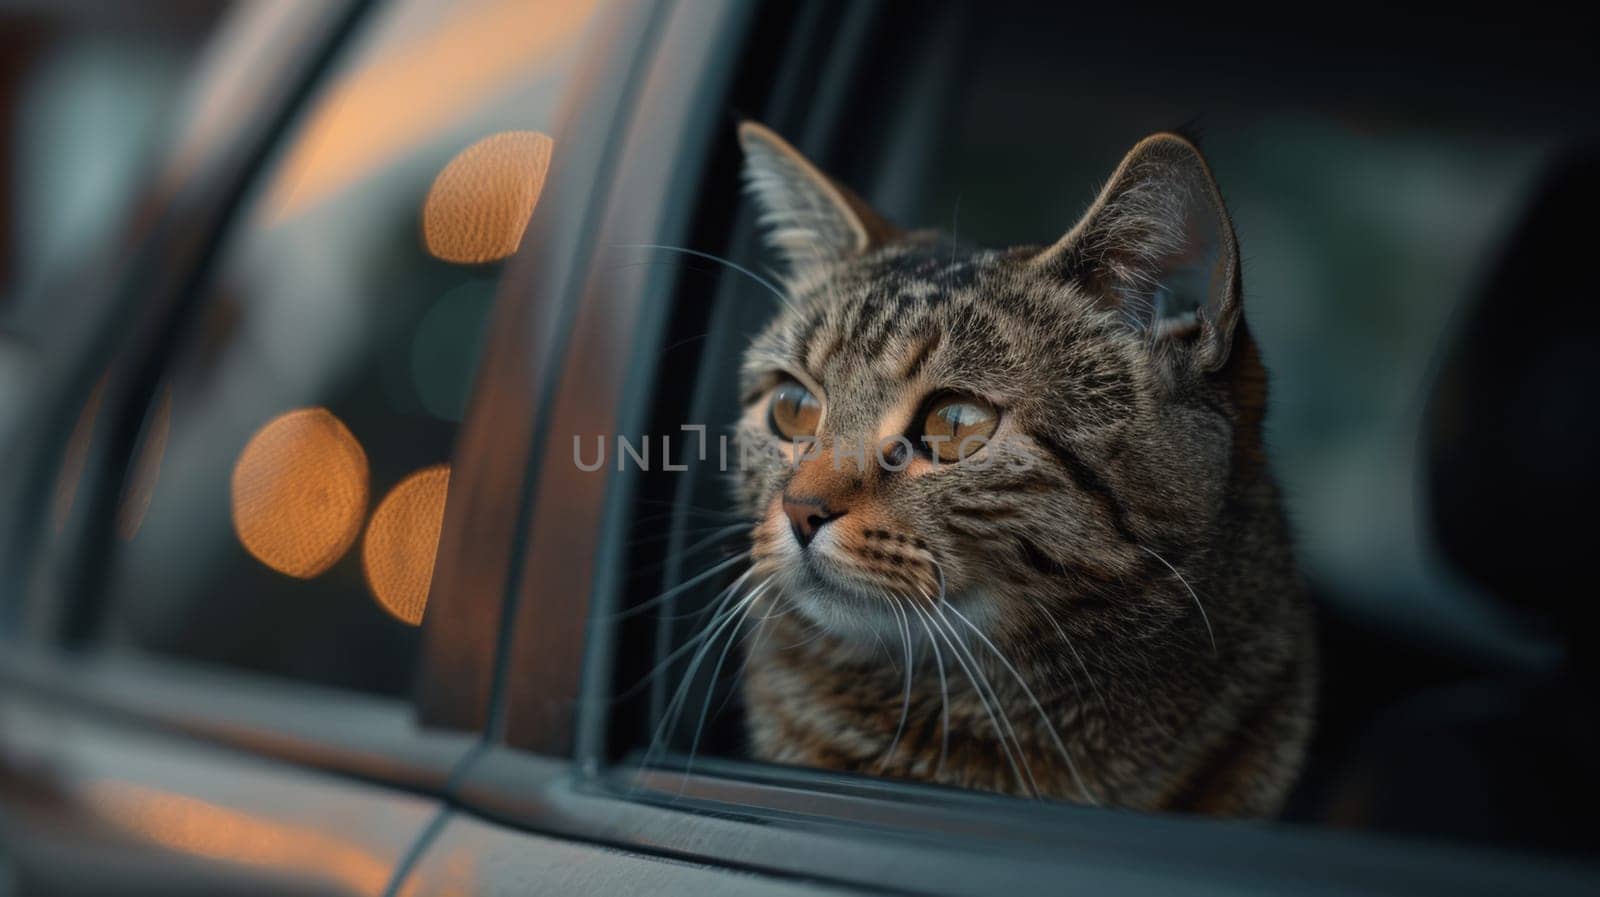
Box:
[739,121,899,278]
[1035,133,1241,371]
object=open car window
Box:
[488,0,1599,867]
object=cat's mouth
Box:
[782,562,917,639]
[773,530,948,639]
[793,517,939,596]
[751,498,953,640]
[799,547,891,600]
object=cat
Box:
[725,121,1315,816]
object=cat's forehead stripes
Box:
[740,239,1152,450]
[780,247,1061,373]
[895,326,943,382]
[787,242,998,372]
[796,254,958,375]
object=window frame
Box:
[476,2,1600,894]
[414,0,681,736]
[490,0,789,757]
[451,745,1600,896]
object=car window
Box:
[89,0,599,695]
[589,0,1597,856]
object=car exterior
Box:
[2,2,1597,895]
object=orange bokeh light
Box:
[86,782,392,896]
[232,408,369,579]
[261,0,593,222]
[362,464,450,626]
[422,130,553,264]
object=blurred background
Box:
[2,0,591,695]
[0,2,228,318]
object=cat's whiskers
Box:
[938,598,1095,805]
[700,582,806,741]
[866,605,895,665]
[1140,544,1217,656]
[619,506,748,579]
[1030,599,1107,715]
[609,243,799,315]
[907,566,1035,790]
[914,585,952,779]
[690,588,797,751]
[602,550,751,624]
[642,577,772,788]
[909,598,1035,797]
[683,579,775,779]
[631,580,751,790]
[624,519,745,548]
[617,565,756,703]
[877,592,917,774]
[930,603,1044,797]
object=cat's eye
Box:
[768,380,822,441]
[920,395,999,462]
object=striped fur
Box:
[729,123,1315,816]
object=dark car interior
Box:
[1346,147,1600,852]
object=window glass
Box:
[98,0,598,695]
[608,0,1597,855]
[1,13,224,640]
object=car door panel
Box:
[393,811,870,897]
[0,686,439,897]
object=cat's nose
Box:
[782,494,845,548]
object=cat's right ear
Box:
[1034,133,1242,372]
[738,121,898,278]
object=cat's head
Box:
[732,122,1259,647]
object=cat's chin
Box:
[785,584,906,645]
[774,556,951,647]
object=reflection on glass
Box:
[52,373,107,532]
[231,408,369,579]
[104,0,602,694]
[86,781,392,895]
[363,464,450,626]
[423,130,553,264]
[410,280,497,421]
[118,386,173,541]
[263,0,592,222]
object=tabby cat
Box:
[726,121,1315,816]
